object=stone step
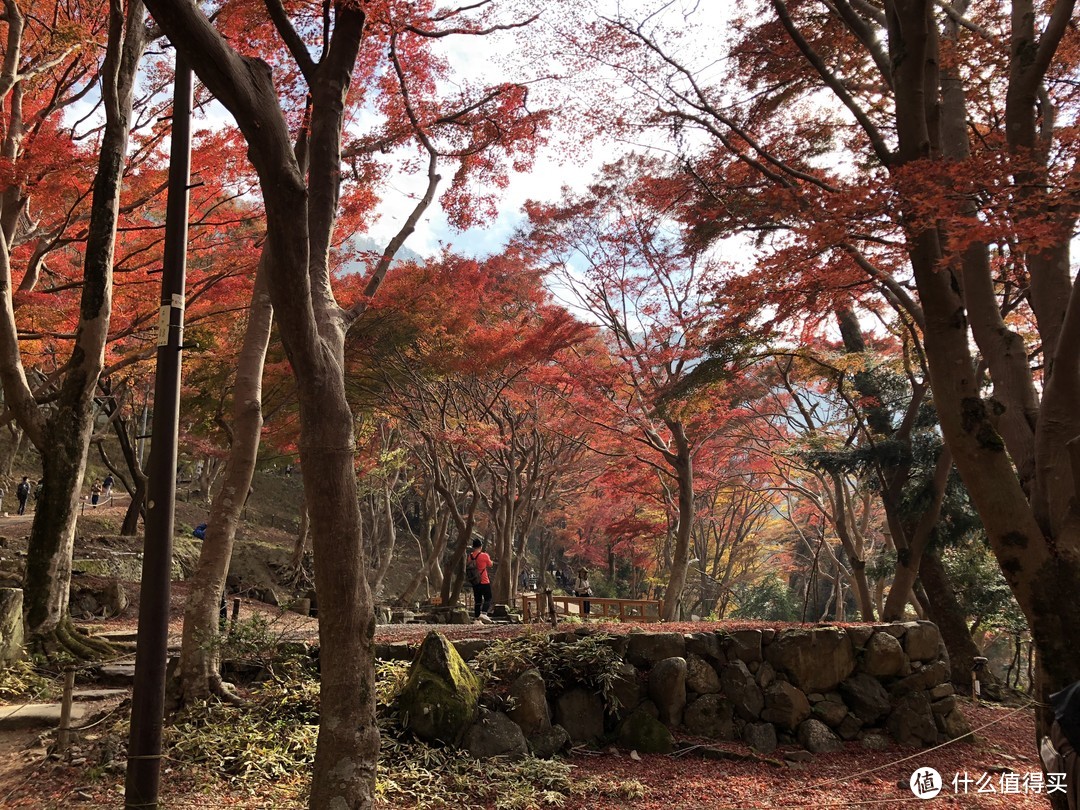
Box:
[72,688,128,701]
[0,702,87,731]
[95,664,136,687]
[96,630,139,643]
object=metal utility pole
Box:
[125,55,192,810]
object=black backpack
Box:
[16,481,30,498]
[465,552,482,586]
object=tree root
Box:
[166,664,247,715]
[31,620,120,662]
[208,671,246,706]
[281,561,313,590]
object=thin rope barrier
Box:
[802,698,1040,791]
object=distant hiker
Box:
[102,474,114,501]
[574,568,593,616]
[193,523,207,540]
[16,477,30,515]
[466,539,492,621]
[90,480,102,507]
[33,481,42,501]
[0,485,5,514]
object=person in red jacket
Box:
[467,539,493,620]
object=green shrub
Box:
[0,660,56,702]
[164,650,648,808]
[729,580,801,622]
[168,678,320,781]
[472,630,625,712]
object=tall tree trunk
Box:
[833,566,846,622]
[489,485,515,604]
[143,0,461,799]
[24,417,94,634]
[919,546,999,691]
[882,448,952,620]
[443,530,469,609]
[661,421,693,621]
[397,510,448,605]
[98,395,147,536]
[369,484,397,596]
[436,473,479,608]
[0,424,23,477]
[121,478,146,536]
[882,7,1079,799]
[300,358,378,809]
[848,559,873,622]
[19,1,148,645]
[176,266,272,704]
[831,474,876,621]
[289,501,311,575]
[194,456,220,502]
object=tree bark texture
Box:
[97,392,148,536]
[878,6,1080,800]
[18,0,148,641]
[140,2,379,805]
[918,546,994,688]
[881,448,952,621]
[661,420,693,621]
[768,6,1080,797]
[177,265,272,704]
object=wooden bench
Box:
[520,593,663,623]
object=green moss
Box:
[398,632,481,745]
[616,709,673,754]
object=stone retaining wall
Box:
[613,621,971,754]
[382,621,971,758]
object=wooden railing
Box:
[519,593,663,624]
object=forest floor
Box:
[0,472,1058,808]
[0,607,1056,809]
[0,658,1054,809]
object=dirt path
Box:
[1,491,131,535]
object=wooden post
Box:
[972,656,987,703]
[126,57,193,810]
[58,667,76,753]
[545,589,556,627]
[229,597,241,635]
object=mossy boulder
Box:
[617,708,674,754]
[398,631,481,745]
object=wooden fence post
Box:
[58,667,76,753]
[229,597,241,635]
